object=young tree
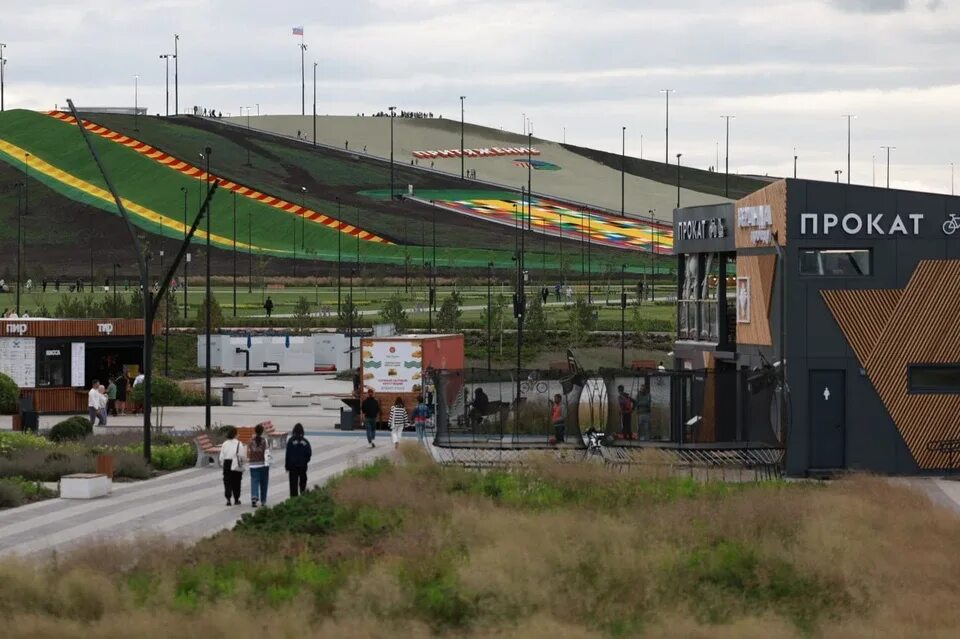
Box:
[436,291,463,332]
[567,296,596,345]
[195,294,225,332]
[379,293,409,332]
[292,295,313,333]
[337,294,360,330]
[525,293,547,344]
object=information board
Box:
[361,340,422,394]
[0,337,36,387]
[71,342,86,387]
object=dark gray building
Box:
[674,178,960,476]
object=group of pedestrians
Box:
[359,389,432,449]
[218,422,313,507]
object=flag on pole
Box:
[292,26,304,36]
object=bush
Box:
[0,476,55,507]
[0,448,94,481]
[0,372,18,415]
[0,432,52,456]
[149,444,196,471]
[0,480,25,508]
[49,417,94,443]
[112,452,152,480]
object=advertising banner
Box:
[361,339,423,394]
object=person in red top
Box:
[617,385,635,439]
[551,394,566,443]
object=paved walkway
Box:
[0,433,386,559]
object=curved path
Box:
[0,433,386,559]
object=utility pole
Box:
[843,114,855,185]
[881,145,895,188]
[721,115,734,197]
[201,148,213,432]
[621,126,626,217]
[0,43,7,112]
[676,153,682,208]
[620,264,626,369]
[174,34,179,115]
[159,53,174,116]
[460,95,466,179]
[299,42,308,115]
[388,106,397,198]
[793,148,798,179]
[660,89,674,163]
[134,75,139,131]
[312,62,317,145]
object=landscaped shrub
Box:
[48,416,93,443]
[0,476,55,507]
[0,448,94,481]
[0,432,51,456]
[149,443,196,471]
[112,452,152,480]
[0,372,18,415]
[0,480,25,508]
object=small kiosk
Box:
[0,318,159,425]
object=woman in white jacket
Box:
[218,427,246,506]
[388,397,410,449]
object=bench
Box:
[232,388,260,402]
[194,434,222,468]
[269,395,311,407]
[60,473,112,499]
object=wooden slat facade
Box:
[734,180,787,249]
[822,261,960,469]
[735,254,776,346]
[0,319,161,338]
[20,388,88,415]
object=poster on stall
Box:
[361,340,422,394]
[0,337,36,387]
[71,342,86,387]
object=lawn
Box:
[1,448,957,637]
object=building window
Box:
[799,249,871,276]
[908,365,960,394]
[36,342,70,387]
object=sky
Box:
[2,0,959,193]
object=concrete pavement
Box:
[0,432,387,558]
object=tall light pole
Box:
[14,183,22,315]
[242,106,252,166]
[793,148,798,179]
[675,153,682,208]
[0,43,6,112]
[134,75,139,131]
[486,261,493,372]
[952,162,955,196]
[248,208,252,293]
[312,61,317,145]
[300,186,307,250]
[620,264,626,369]
[299,42,307,115]
[180,186,188,317]
[388,106,397,198]
[173,34,179,115]
[721,115,734,197]
[843,114,856,185]
[200,147,213,432]
[621,126,626,217]
[660,89,674,163]
[460,95,466,179]
[881,145,895,188]
[159,53,174,116]
[232,191,237,316]
[834,169,842,183]
[336,197,342,317]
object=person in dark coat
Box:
[361,389,381,447]
[264,296,274,318]
[285,423,312,497]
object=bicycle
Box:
[519,380,549,394]
[943,214,960,235]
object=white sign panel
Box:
[736,277,751,324]
[0,337,36,387]
[71,342,86,387]
[361,340,422,394]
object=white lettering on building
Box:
[676,217,728,241]
[5,323,28,335]
[800,212,925,236]
[737,205,774,245]
[97,323,114,335]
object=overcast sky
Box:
[2,0,959,193]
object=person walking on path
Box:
[412,395,432,444]
[617,385,635,439]
[218,427,246,506]
[87,380,101,425]
[107,378,118,416]
[285,423,312,497]
[97,385,109,426]
[551,393,567,443]
[247,424,273,507]
[263,296,274,318]
[388,396,410,449]
[115,374,128,415]
[361,389,380,448]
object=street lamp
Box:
[675,153,683,208]
[721,115,734,197]
[621,126,626,217]
[881,145,896,188]
[834,169,842,183]
[336,197,342,317]
[460,95,466,179]
[0,43,7,112]
[14,183,22,315]
[180,186,189,317]
[159,53,174,116]
[242,106,252,166]
[312,61,318,145]
[300,186,307,250]
[200,147,213,433]
[134,75,140,131]
[793,148,798,179]
[348,268,355,369]
[232,191,237,316]
[660,89,674,163]
[486,261,493,372]
[388,106,397,198]
[843,114,856,185]
[173,34,179,115]
[620,264,626,369]
[649,208,658,298]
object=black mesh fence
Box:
[430,365,784,451]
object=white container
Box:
[60,473,112,499]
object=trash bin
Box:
[340,407,355,431]
[95,454,114,478]
[221,387,234,406]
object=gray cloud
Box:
[829,0,908,11]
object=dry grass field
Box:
[1,447,958,638]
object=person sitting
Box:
[468,387,490,426]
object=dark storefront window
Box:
[908,365,960,394]
[799,249,871,276]
[37,342,70,387]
